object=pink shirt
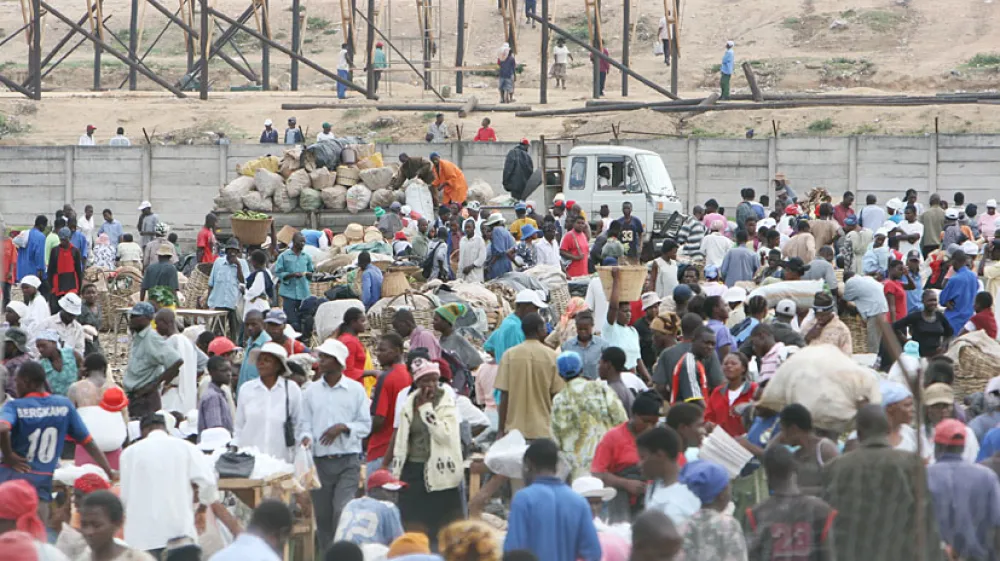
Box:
[759,342,786,382]
[702,212,727,231]
[475,363,499,411]
[979,212,999,241]
[410,326,442,360]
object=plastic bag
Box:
[238,155,280,177]
[466,179,494,204]
[299,187,323,211]
[346,184,373,213]
[293,445,322,491]
[301,140,345,171]
[254,169,284,198]
[485,430,528,479]
[404,179,434,219]
[653,41,664,55]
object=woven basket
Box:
[954,345,996,399]
[597,266,648,301]
[842,312,869,354]
[106,268,143,318]
[231,218,272,246]
[549,284,571,320]
[389,265,421,277]
[372,292,437,332]
[182,263,214,308]
[382,271,409,298]
[310,280,336,298]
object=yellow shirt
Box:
[494,339,564,439]
[509,217,539,241]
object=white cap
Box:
[20,275,41,289]
[571,476,617,502]
[198,427,233,452]
[58,293,82,315]
[726,40,735,47]
[155,409,178,434]
[178,410,198,437]
[875,227,890,237]
[315,338,350,367]
[886,198,904,211]
[723,286,748,304]
[137,200,152,211]
[988,199,998,209]
[400,205,412,215]
[640,292,662,311]
[5,301,27,319]
[553,193,566,203]
[775,299,797,316]
[946,208,960,220]
[961,241,979,255]
[467,201,481,211]
[264,119,273,126]
[514,289,548,309]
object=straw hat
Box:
[364,230,384,243]
[344,223,365,242]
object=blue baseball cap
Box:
[129,302,156,318]
[264,309,288,325]
[557,351,584,378]
[679,460,730,506]
[514,202,527,212]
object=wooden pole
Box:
[455,0,464,94]
[539,0,548,104]
[290,0,300,90]
[199,0,207,99]
[352,7,443,100]
[262,0,270,89]
[128,0,138,89]
[92,0,102,91]
[365,0,375,98]
[742,61,762,102]
[621,0,629,96]
[422,0,431,90]
[591,2,600,98]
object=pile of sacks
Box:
[216,144,400,214]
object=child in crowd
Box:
[961,292,998,339]
[116,233,142,268]
[334,469,406,547]
[601,222,625,261]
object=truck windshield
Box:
[637,154,675,197]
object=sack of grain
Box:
[404,179,435,220]
[370,188,396,209]
[237,155,280,177]
[336,165,361,187]
[242,191,273,212]
[299,187,323,211]
[346,184,372,214]
[273,185,297,212]
[286,169,311,198]
[279,146,303,178]
[359,166,395,191]
[467,178,494,204]
[254,169,284,198]
[309,167,335,190]
[321,186,348,210]
[219,175,255,212]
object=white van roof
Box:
[567,145,660,157]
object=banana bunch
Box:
[233,210,270,220]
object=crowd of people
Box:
[3,174,1000,561]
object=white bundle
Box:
[698,426,754,478]
[208,445,294,480]
[489,194,517,206]
[748,280,825,309]
[321,186,348,210]
[285,168,311,198]
[241,191,273,212]
[466,178,494,203]
[219,175,255,212]
[273,185,296,212]
[404,179,434,219]
[370,188,396,209]
[315,299,366,340]
[77,406,127,452]
[254,168,284,198]
[346,184,372,213]
[53,464,110,486]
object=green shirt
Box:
[42,347,79,396]
[374,49,388,69]
[124,326,182,391]
[44,233,60,267]
[273,248,315,301]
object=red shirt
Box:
[2,238,16,284]
[883,279,907,322]
[367,363,412,461]
[338,333,367,382]
[705,381,758,437]
[592,423,639,475]
[277,337,306,357]
[833,204,854,227]
[473,127,497,142]
[969,308,998,339]
[197,227,217,263]
[560,231,589,278]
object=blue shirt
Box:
[940,267,978,333]
[207,256,249,309]
[237,331,271,394]
[273,248,314,301]
[903,271,924,314]
[504,476,602,561]
[301,229,324,247]
[484,314,524,362]
[260,129,278,143]
[361,264,384,309]
[707,318,737,355]
[97,219,124,245]
[561,336,609,380]
[927,454,1000,561]
[614,216,644,258]
[720,49,735,75]
[17,229,47,281]
[300,375,371,456]
[488,227,516,280]
[0,393,91,501]
[334,496,404,545]
[70,230,89,260]
[41,347,79,396]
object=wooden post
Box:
[621,0,629,96]
[290,0,300,90]
[421,0,431,90]
[742,61,762,101]
[262,0,270,89]
[29,0,41,98]
[455,0,464,94]
[128,0,138,90]
[591,2,601,99]
[540,0,548,104]
[366,0,375,98]
[199,0,208,99]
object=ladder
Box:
[19,0,47,47]
[500,0,517,53]
[583,0,602,47]
[540,136,570,194]
[339,0,355,49]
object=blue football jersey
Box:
[0,393,91,501]
[334,496,404,546]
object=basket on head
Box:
[597,266,648,302]
[344,223,364,244]
[332,234,349,249]
[382,270,409,298]
[364,230,384,243]
[231,217,273,246]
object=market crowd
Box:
[2,173,1000,561]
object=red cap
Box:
[99,387,129,413]
[86,125,96,131]
[520,138,530,145]
[73,473,111,494]
[933,419,966,446]
[566,200,576,209]
[208,337,238,356]
[367,469,407,491]
[784,204,799,216]
[410,211,422,220]
[553,200,565,208]
[394,231,408,241]
[376,41,384,47]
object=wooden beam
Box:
[539,0,548,104]
[279,102,529,111]
[352,7,444,100]
[742,61,762,102]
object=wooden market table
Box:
[218,473,316,561]
[112,307,230,355]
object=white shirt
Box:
[301,375,371,456]
[108,135,131,146]
[585,276,610,335]
[208,532,281,561]
[620,371,648,394]
[38,314,85,356]
[428,122,449,142]
[896,219,923,257]
[78,215,96,243]
[162,334,198,413]
[235,377,304,462]
[121,430,218,551]
[338,48,350,71]
[658,15,673,40]
[553,45,570,64]
[533,238,561,267]
[317,131,337,142]
[23,294,52,336]
[393,385,462,428]
[78,134,96,146]
[700,232,732,268]
[644,480,700,527]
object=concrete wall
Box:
[3,135,1000,242]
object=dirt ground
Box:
[0,0,998,143]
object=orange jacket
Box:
[432,159,468,206]
[2,238,15,284]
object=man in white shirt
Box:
[108,127,131,146]
[155,308,199,413]
[533,223,562,266]
[894,204,924,258]
[317,122,337,142]
[210,500,294,561]
[300,338,372,551]
[79,205,96,247]
[700,221,732,268]
[428,113,449,143]
[658,11,674,65]
[38,293,86,356]
[120,413,218,558]
[858,194,887,232]
[337,43,352,99]
[78,124,97,146]
[552,38,572,89]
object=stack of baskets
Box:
[182,263,214,309]
[953,344,994,398]
[548,284,572,321]
[106,266,144,325]
[842,312,869,354]
[369,292,438,332]
[382,270,410,298]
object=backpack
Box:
[440,348,474,400]
[421,241,445,280]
